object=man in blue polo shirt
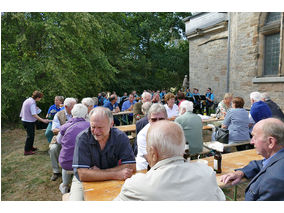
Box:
[70,107,136,201]
[122,94,137,124]
[103,94,120,126]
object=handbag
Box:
[215,127,229,144]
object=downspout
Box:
[226,13,231,92]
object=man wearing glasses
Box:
[136,103,168,171]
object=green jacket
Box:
[175,112,203,155]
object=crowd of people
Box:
[19,88,284,201]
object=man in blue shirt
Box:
[220,118,284,201]
[103,94,120,126]
[70,107,136,200]
[205,88,214,115]
[249,91,272,123]
[122,94,137,124]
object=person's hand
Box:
[117,168,133,180]
[220,171,244,185]
[42,119,50,124]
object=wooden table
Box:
[195,149,263,188]
[202,117,224,124]
[113,111,133,116]
[116,124,136,133]
[82,170,147,201]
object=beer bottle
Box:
[214,151,222,173]
[183,142,190,162]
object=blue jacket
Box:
[239,149,284,201]
[250,101,272,123]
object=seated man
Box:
[136,103,168,171]
[49,97,77,181]
[114,120,225,201]
[70,107,136,201]
[220,118,284,201]
[249,91,272,124]
[175,100,203,155]
[81,97,95,121]
[103,94,120,126]
[261,92,284,121]
[133,91,152,124]
[121,94,137,124]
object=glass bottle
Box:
[214,151,222,173]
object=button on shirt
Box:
[72,127,136,181]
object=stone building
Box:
[184,12,284,109]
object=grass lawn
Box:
[1,128,62,201]
[1,127,246,201]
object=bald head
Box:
[146,120,185,160]
[257,118,284,147]
[89,106,113,125]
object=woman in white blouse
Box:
[164,93,179,121]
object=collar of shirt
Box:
[262,147,284,168]
[150,156,185,171]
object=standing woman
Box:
[20,90,50,155]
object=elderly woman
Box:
[216,93,233,118]
[20,90,50,155]
[164,93,179,121]
[45,96,64,143]
[81,97,95,121]
[221,97,250,144]
[57,104,90,194]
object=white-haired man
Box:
[71,107,136,200]
[221,118,284,201]
[136,103,168,171]
[250,91,272,124]
[175,100,203,155]
[81,97,95,121]
[133,91,152,123]
[49,97,77,181]
[114,120,225,201]
[261,92,284,121]
[57,104,90,194]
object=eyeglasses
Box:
[150,117,166,122]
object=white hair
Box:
[147,103,168,120]
[261,92,270,101]
[89,106,113,124]
[64,98,77,107]
[71,104,88,118]
[147,120,185,158]
[179,100,193,112]
[250,92,262,102]
[142,92,152,101]
[81,97,95,107]
[142,102,152,115]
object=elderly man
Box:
[175,100,203,155]
[221,118,284,201]
[70,107,136,200]
[122,94,137,124]
[114,120,225,201]
[133,91,152,124]
[81,97,95,121]
[136,103,168,171]
[103,94,120,126]
[249,91,272,124]
[57,103,90,194]
[261,92,284,121]
[49,97,77,181]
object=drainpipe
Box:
[226,12,231,93]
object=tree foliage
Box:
[1,12,190,123]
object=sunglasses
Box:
[150,117,166,122]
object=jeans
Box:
[22,121,36,152]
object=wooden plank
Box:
[113,111,133,116]
[116,124,136,133]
